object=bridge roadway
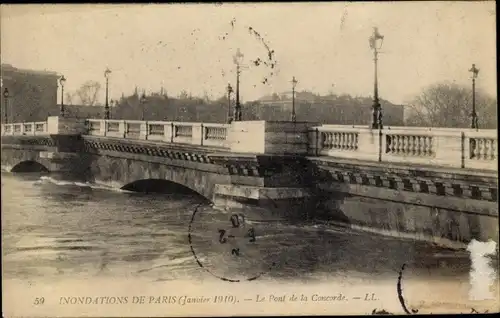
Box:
[1,116,498,249]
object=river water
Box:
[2,170,476,285]
[5,171,500,315]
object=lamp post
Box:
[109,99,115,119]
[469,63,479,130]
[104,68,111,119]
[369,27,384,129]
[291,76,298,122]
[3,88,9,124]
[140,91,147,121]
[233,48,244,121]
[59,75,66,117]
[226,83,233,123]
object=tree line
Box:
[61,81,405,126]
[404,82,497,129]
[5,79,497,129]
[101,82,498,129]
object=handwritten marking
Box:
[397,264,419,315]
[372,308,393,315]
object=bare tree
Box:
[75,80,102,106]
[202,90,211,103]
[405,82,497,129]
[178,90,189,100]
[65,92,76,105]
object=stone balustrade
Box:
[1,121,49,136]
[84,119,231,149]
[310,125,498,171]
[2,117,497,171]
[309,125,380,161]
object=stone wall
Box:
[324,195,498,249]
[312,157,498,248]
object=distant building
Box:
[252,91,405,125]
[64,104,103,119]
[257,90,317,111]
[1,63,60,122]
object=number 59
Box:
[34,297,45,305]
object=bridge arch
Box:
[121,178,207,199]
[11,160,49,173]
[89,156,225,201]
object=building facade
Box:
[253,91,405,126]
[1,64,60,123]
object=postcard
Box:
[1,2,498,317]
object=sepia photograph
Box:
[1,2,498,316]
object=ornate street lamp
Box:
[3,88,9,124]
[226,83,233,123]
[59,75,66,117]
[469,63,480,129]
[140,91,147,121]
[104,68,112,119]
[369,27,384,129]
[233,48,244,121]
[291,76,298,122]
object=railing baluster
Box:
[425,136,431,155]
[478,139,484,160]
[411,136,416,155]
[490,139,496,160]
[418,136,423,156]
[482,139,489,160]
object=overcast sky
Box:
[1,3,496,105]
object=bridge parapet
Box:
[3,117,312,155]
[85,119,231,149]
[83,119,313,154]
[1,116,87,136]
[2,121,49,136]
[309,125,498,171]
[2,117,497,171]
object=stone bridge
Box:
[1,116,498,248]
